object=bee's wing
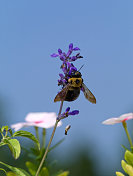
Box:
[54,83,71,102]
[81,83,96,104]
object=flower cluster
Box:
[57,107,79,121]
[51,43,83,87]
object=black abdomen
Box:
[65,87,80,101]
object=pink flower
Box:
[11,112,62,131]
[102,113,133,125]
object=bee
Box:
[54,71,96,103]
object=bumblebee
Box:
[54,71,96,103]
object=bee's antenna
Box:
[78,64,84,72]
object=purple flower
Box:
[51,43,81,62]
[73,47,80,51]
[58,73,67,86]
[51,48,67,61]
[66,43,80,58]
[66,107,70,112]
[59,73,64,79]
[68,110,79,115]
[62,64,67,74]
[66,62,71,68]
[69,53,83,62]
[57,107,79,120]
[68,66,77,75]
[61,61,73,75]
[51,43,83,90]
[69,43,73,50]
[51,53,59,57]
[70,56,77,61]
[58,48,62,55]
[51,48,62,58]
[69,43,80,51]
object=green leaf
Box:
[0,141,6,147]
[0,168,7,174]
[26,162,50,176]
[4,138,21,159]
[0,161,30,176]
[49,138,65,152]
[40,167,49,176]
[121,160,128,174]
[25,161,36,176]
[6,171,17,176]
[116,171,125,176]
[57,171,69,176]
[125,165,133,176]
[125,150,133,166]
[13,130,40,150]
[121,160,133,176]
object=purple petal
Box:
[69,110,79,115]
[66,62,71,68]
[51,53,59,57]
[70,56,77,61]
[66,107,70,112]
[59,73,64,78]
[81,87,84,92]
[63,79,67,84]
[67,76,70,80]
[76,53,83,59]
[58,79,62,84]
[66,50,72,57]
[62,61,66,64]
[62,52,67,57]
[58,48,62,55]
[68,67,77,75]
[72,67,77,71]
[60,55,66,61]
[76,53,80,56]
[69,43,73,50]
[62,67,67,74]
[73,47,80,51]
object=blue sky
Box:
[0,0,133,175]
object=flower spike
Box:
[57,107,79,120]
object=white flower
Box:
[102,113,133,125]
[11,112,62,131]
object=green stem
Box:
[35,101,64,176]
[122,121,133,148]
[42,129,46,149]
[5,130,8,138]
[35,127,40,144]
